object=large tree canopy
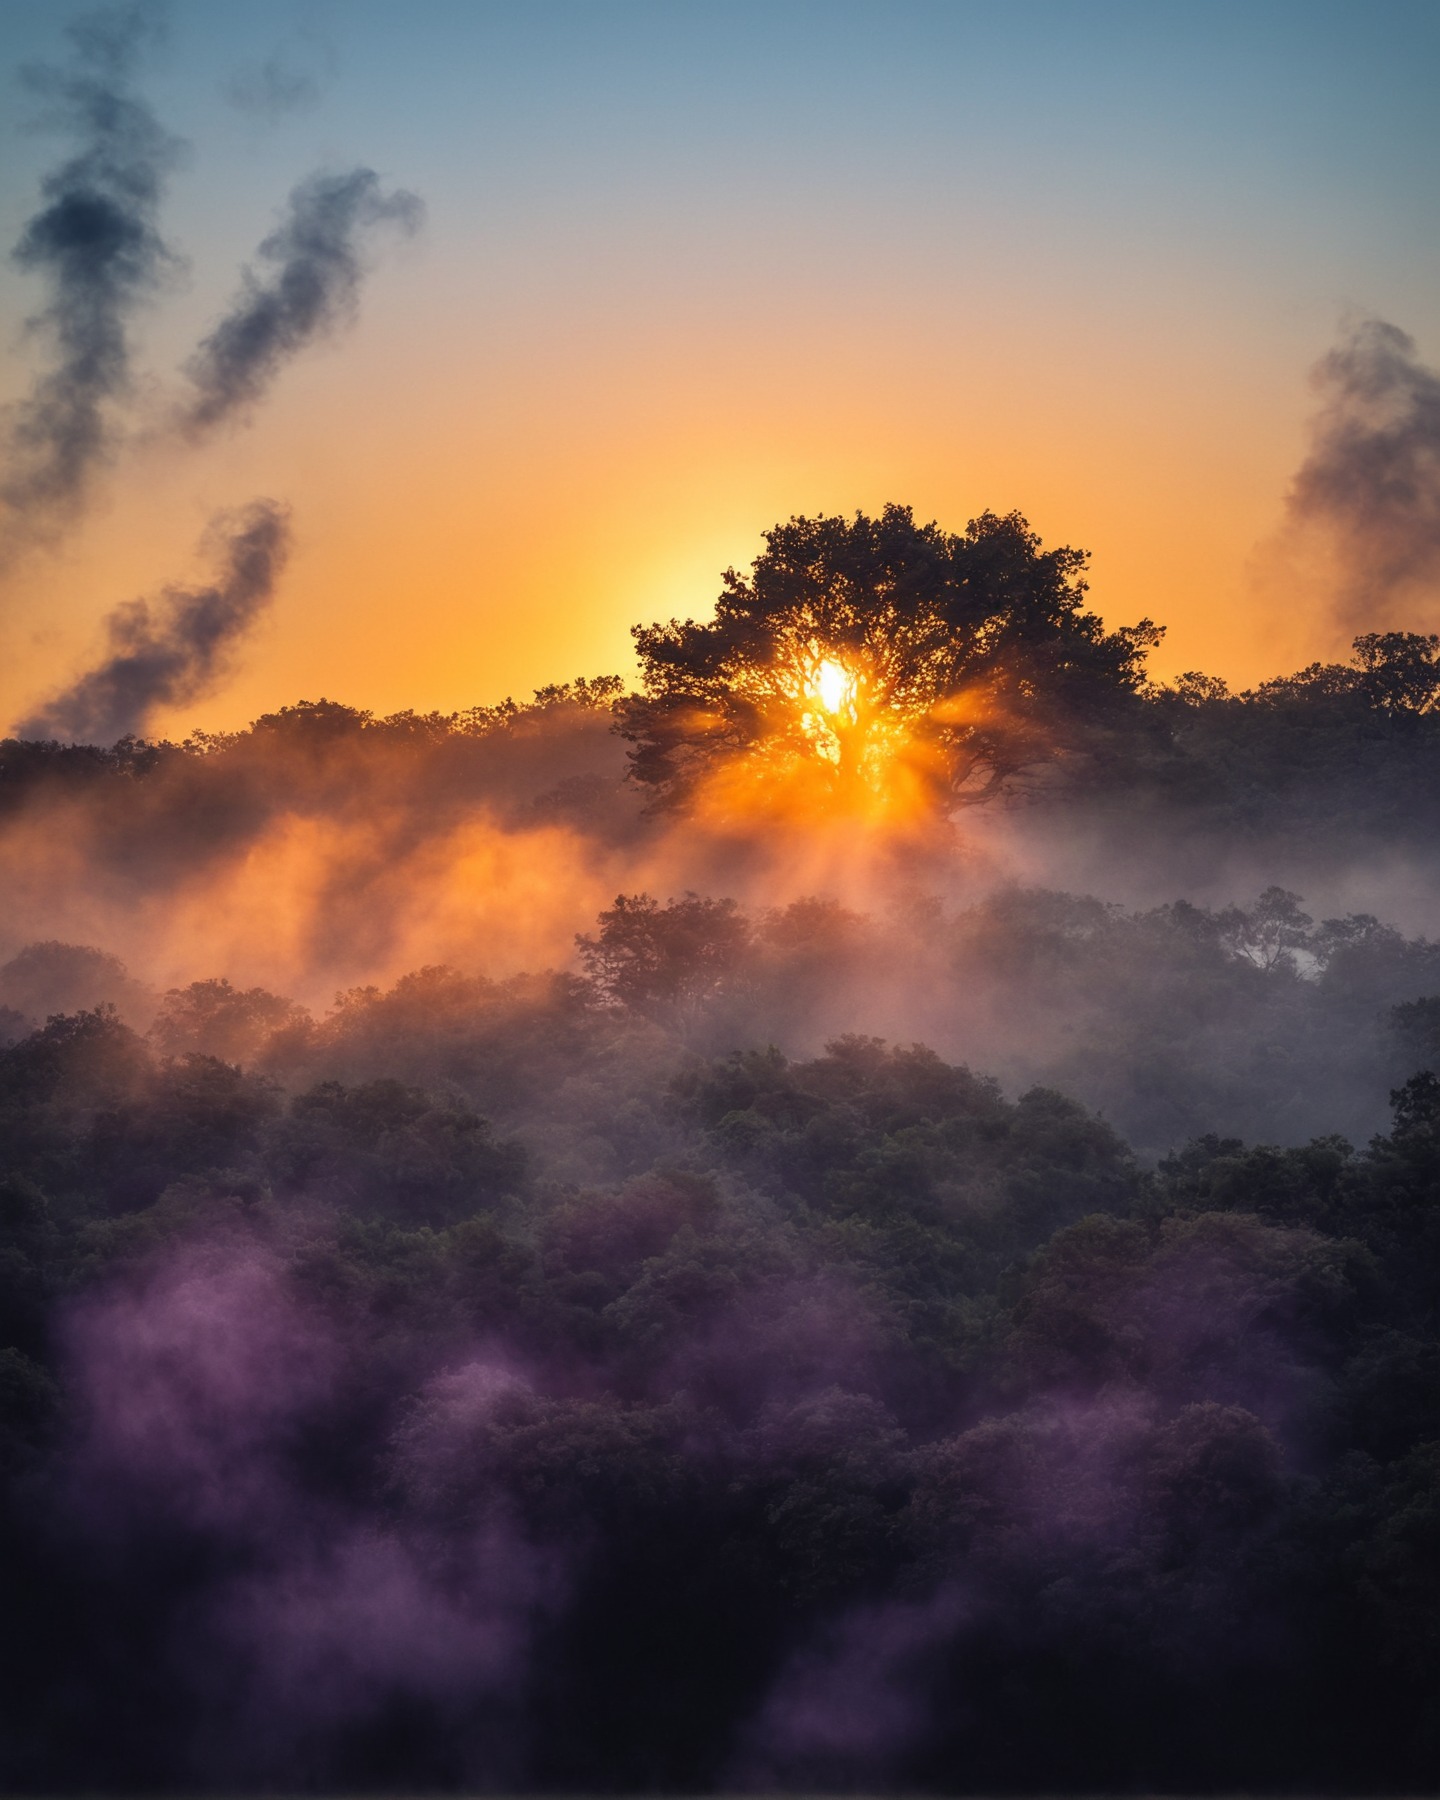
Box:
[620,504,1162,814]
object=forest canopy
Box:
[0,913,1435,1791]
[1,502,1439,1794]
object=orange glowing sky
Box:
[3,0,1439,740]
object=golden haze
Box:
[1,288,1322,741]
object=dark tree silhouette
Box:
[620,504,1162,813]
[1249,630,1440,713]
[576,892,751,1022]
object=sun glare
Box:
[811,658,854,715]
[693,644,938,824]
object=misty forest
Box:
[0,503,1437,1792]
[2,5,1439,1795]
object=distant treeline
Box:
[1118,629,1440,840]
[5,633,1440,842]
[0,678,626,797]
[0,920,1435,1789]
[0,630,1432,813]
[6,877,1440,1156]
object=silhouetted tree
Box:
[576,892,751,1021]
[1219,886,1315,972]
[1353,631,1440,713]
[620,504,1162,812]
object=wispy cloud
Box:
[182,169,424,435]
[1,3,185,560]
[17,499,291,744]
[1286,316,1440,629]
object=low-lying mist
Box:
[0,666,1437,1792]
[4,676,1440,1155]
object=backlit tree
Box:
[620,504,1162,815]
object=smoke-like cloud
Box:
[1286,316,1440,629]
[182,169,424,434]
[1,4,185,557]
[222,45,332,124]
[16,498,290,743]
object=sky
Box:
[1,0,1438,739]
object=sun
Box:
[685,643,943,824]
[810,658,855,715]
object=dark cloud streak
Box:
[1,4,185,558]
[1288,316,1440,628]
[17,499,291,744]
[183,170,424,434]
